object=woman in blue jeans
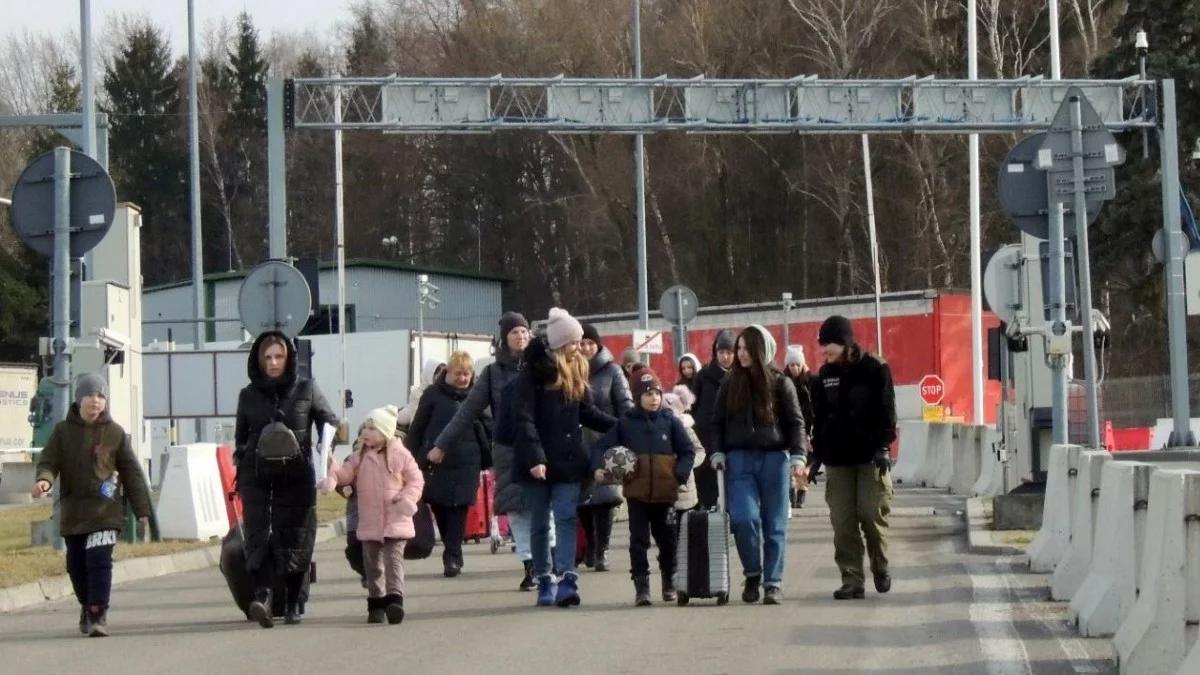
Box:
[512,308,616,607]
[710,325,808,605]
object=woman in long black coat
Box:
[235,331,338,628]
[408,351,488,578]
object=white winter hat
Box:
[545,307,584,351]
[785,345,806,367]
[361,405,400,440]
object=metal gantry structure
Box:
[265,73,1196,442]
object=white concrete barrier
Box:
[933,424,963,489]
[1069,461,1156,637]
[1113,469,1200,675]
[950,424,984,496]
[0,462,36,504]
[894,421,928,485]
[1027,444,1084,573]
[156,443,227,541]
[914,423,953,488]
[1051,450,1111,600]
[972,426,1005,497]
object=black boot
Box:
[662,574,677,602]
[385,594,405,625]
[519,560,535,591]
[248,589,275,629]
[367,597,386,624]
[594,508,614,572]
[633,576,652,607]
[284,584,303,625]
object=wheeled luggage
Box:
[673,470,730,605]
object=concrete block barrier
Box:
[1027,444,1084,573]
[894,421,928,485]
[1051,450,1111,600]
[1069,461,1156,637]
[0,462,36,504]
[949,425,984,496]
[932,424,963,489]
[914,423,952,488]
[157,444,227,541]
[1113,469,1200,675]
[972,425,1005,497]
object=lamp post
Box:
[416,274,439,387]
[781,292,796,353]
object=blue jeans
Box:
[725,450,790,587]
[523,481,581,579]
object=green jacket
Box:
[35,406,153,536]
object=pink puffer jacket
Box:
[330,439,425,542]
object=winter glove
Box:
[710,453,726,471]
[873,448,892,477]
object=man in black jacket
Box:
[690,329,737,509]
[811,316,897,601]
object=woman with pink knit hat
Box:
[512,308,617,608]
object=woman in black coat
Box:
[235,331,338,628]
[577,323,634,571]
[408,351,488,578]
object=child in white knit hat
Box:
[324,406,425,625]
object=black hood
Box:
[247,330,298,396]
[495,345,522,369]
[523,335,558,385]
[710,329,737,363]
[589,345,614,374]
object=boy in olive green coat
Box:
[33,374,153,637]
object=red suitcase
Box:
[464,470,495,543]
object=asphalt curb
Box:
[0,518,347,614]
[965,496,1033,556]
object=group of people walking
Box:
[30,304,896,634]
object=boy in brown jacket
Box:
[32,373,153,637]
[590,370,695,606]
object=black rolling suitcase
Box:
[673,470,730,605]
[218,493,314,619]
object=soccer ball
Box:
[601,446,637,483]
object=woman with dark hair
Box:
[811,316,897,600]
[711,325,807,605]
[676,353,701,396]
[234,331,339,628]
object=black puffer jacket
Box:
[409,380,486,507]
[435,349,524,513]
[513,337,617,484]
[692,330,735,452]
[712,369,807,462]
[581,347,634,506]
[811,349,897,467]
[234,331,338,467]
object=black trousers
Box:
[65,531,115,609]
[693,458,719,509]
[431,504,468,566]
[578,503,615,557]
[237,458,317,602]
[627,499,677,580]
[345,531,366,581]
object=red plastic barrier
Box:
[1110,427,1153,452]
[216,444,242,527]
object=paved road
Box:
[0,485,1113,675]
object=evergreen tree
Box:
[102,21,188,284]
[221,12,270,267]
[28,61,81,157]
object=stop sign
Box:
[919,375,945,406]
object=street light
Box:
[1137,29,1150,159]
[416,274,439,383]
[781,292,796,349]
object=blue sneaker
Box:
[555,572,580,608]
[536,576,557,607]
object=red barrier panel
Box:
[216,444,242,527]
[1110,427,1153,452]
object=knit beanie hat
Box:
[74,373,109,405]
[581,323,602,344]
[785,345,806,367]
[545,307,584,351]
[631,369,663,400]
[362,405,400,440]
[818,315,855,347]
[747,324,777,365]
[712,329,737,356]
[498,311,529,342]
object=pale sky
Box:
[2,0,359,56]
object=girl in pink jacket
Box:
[325,406,424,625]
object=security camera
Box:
[95,328,131,351]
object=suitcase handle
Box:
[716,468,726,513]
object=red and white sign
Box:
[919,374,945,406]
[632,330,664,354]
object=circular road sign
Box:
[11,149,116,258]
[238,260,313,339]
[997,132,1101,240]
[660,285,699,324]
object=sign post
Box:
[659,285,698,361]
[920,374,946,422]
[632,329,664,355]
